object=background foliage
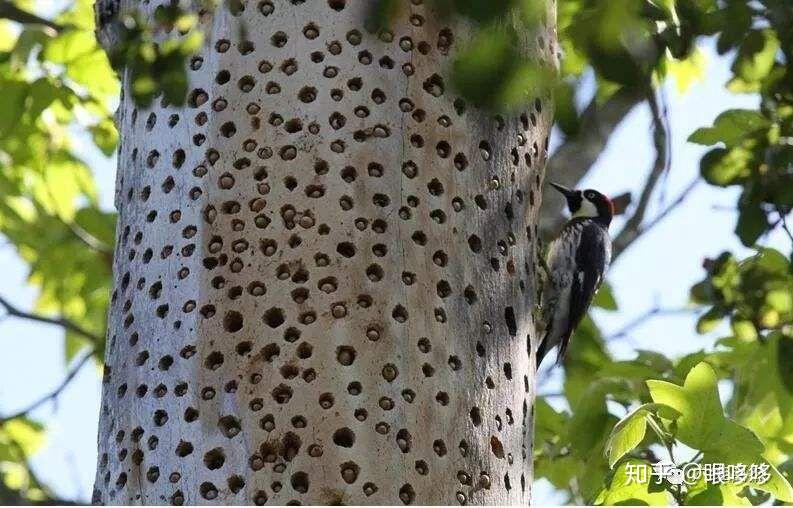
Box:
[0,0,791,504]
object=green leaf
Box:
[730,318,758,341]
[714,2,752,54]
[535,396,569,445]
[69,49,119,100]
[535,454,582,490]
[554,80,580,136]
[732,29,779,84]
[686,481,752,505]
[646,362,793,501]
[563,317,612,405]
[451,28,518,107]
[696,306,726,334]
[0,19,18,51]
[499,61,556,110]
[755,461,793,502]
[33,157,96,221]
[598,359,664,381]
[753,248,790,275]
[0,79,28,138]
[672,351,708,380]
[699,147,752,186]
[766,289,792,314]
[567,381,612,457]
[42,22,119,102]
[55,0,96,30]
[605,404,678,467]
[735,201,767,247]
[666,48,706,93]
[778,335,793,394]
[647,362,722,449]
[26,78,67,120]
[42,30,95,63]
[73,207,117,248]
[559,37,587,77]
[0,417,45,457]
[89,119,119,156]
[595,459,673,505]
[689,109,769,148]
[65,331,91,364]
[592,282,618,311]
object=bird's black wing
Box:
[556,221,610,360]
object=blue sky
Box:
[0,39,787,503]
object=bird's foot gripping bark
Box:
[532,257,550,350]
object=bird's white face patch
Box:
[573,198,598,219]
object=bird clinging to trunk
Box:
[537,182,613,368]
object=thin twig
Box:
[638,177,700,234]
[540,86,645,238]
[607,306,693,341]
[66,221,114,256]
[655,86,673,205]
[777,206,793,244]
[0,348,95,424]
[611,86,671,259]
[611,176,700,261]
[0,1,63,32]
[0,294,103,344]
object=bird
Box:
[536,182,613,368]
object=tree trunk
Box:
[92,1,556,505]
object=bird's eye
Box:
[585,191,594,199]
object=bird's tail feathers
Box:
[537,327,573,369]
[555,331,573,364]
[536,334,550,369]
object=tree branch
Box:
[776,206,793,244]
[0,1,63,32]
[610,87,672,260]
[0,349,95,425]
[0,294,103,344]
[541,86,645,237]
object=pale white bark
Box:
[93,1,556,504]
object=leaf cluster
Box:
[0,1,117,501]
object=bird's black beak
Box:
[549,182,575,198]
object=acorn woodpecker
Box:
[536,182,613,368]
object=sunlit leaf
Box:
[732,29,779,84]
[594,459,673,505]
[645,362,793,500]
[666,47,706,93]
[689,109,769,148]
[699,147,752,186]
[696,306,726,334]
[89,119,119,156]
[0,418,45,457]
[605,406,648,467]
